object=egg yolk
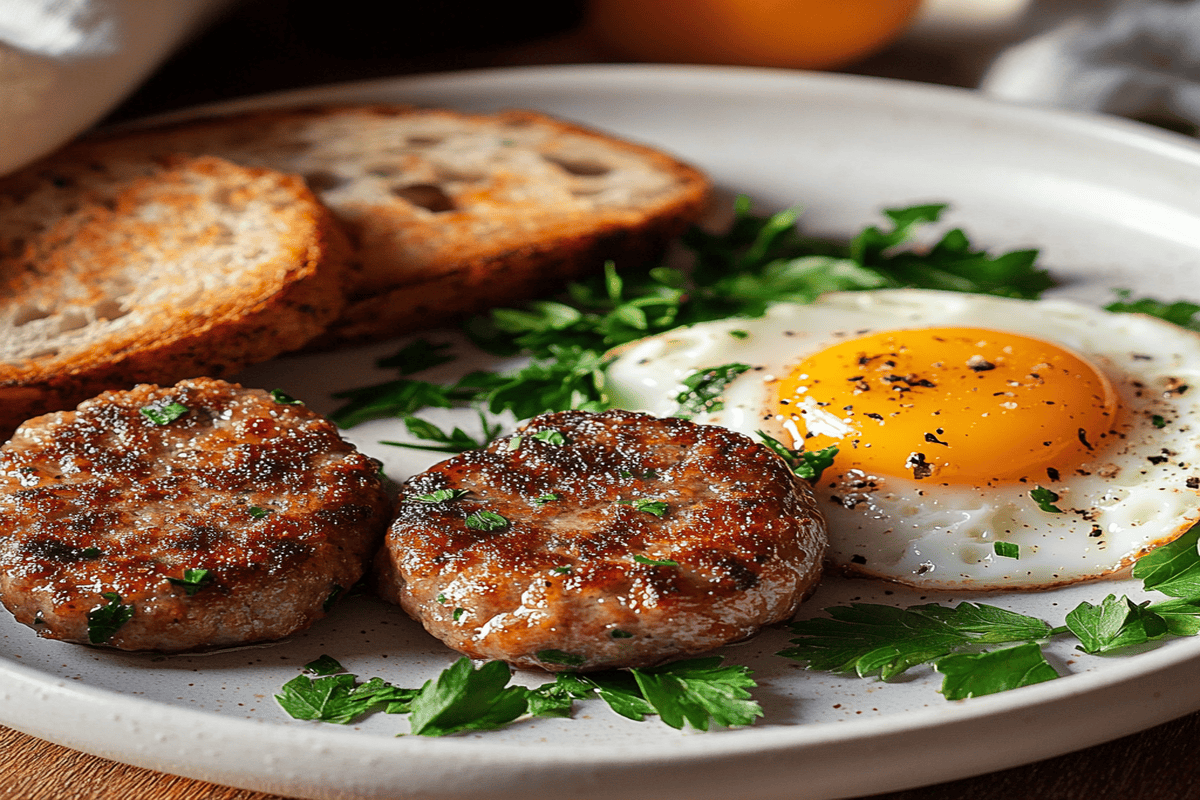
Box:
[775,327,1120,484]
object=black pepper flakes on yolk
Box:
[775,327,1120,484]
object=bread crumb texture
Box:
[0,153,348,437]
[71,105,712,343]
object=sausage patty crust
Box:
[0,378,391,651]
[376,409,827,671]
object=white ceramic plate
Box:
[6,65,1200,800]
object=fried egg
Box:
[604,289,1200,590]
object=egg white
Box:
[604,289,1200,591]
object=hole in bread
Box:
[93,299,128,322]
[304,171,348,193]
[542,155,612,177]
[392,184,456,213]
[12,305,51,327]
[368,165,402,179]
[406,135,443,147]
[26,346,59,360]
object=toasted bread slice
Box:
[80,105,712,345]
[0,154,349,438]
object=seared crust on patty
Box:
[0,378,390,652]
[377,409,827,671]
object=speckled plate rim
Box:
[7,64,1200,800]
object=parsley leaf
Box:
[555,657,760,729]
[630,657,761,730]
[463,345,610,419]
[993,541,1020,559]
[407,658,529,736]
[780,603,976,679]
[409,488,470,504]
[139,401,188,426]
[756,432,838,482]
[270,389,303,405]
[633,554,678,567]
[330,378,474,429]
[532,429,567,445]
[934,643,1059,699]
[166,568,213,596]
[1132,524,1200,598]
[328,198,1051,430]
[381,412,503,454]
[620,499,670,518]
[1030,485,1063,513]
[909,602,1053,643]
[465,509,508,531]
[1065,595,1169,654]
[87,592,133,644]
[780,602,1053,680]
[673,363,752,418]
[276,656,418,723]
[1105,290,1200,331]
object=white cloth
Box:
[0,0,231,177]
[980,0,1200,127]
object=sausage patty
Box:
[376,409,827,671]
[0,378,391,651]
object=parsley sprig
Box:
[275,655,761,734]
[329,199,1050,431]
[782,524,1200,699]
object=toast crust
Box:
[83,105,711,344]
[0,155,349,438]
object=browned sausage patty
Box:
[376,409,827,671]
[0,378,391,651]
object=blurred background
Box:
[100,0,1198,136]
[6,0,1197,178]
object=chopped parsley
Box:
[756,432,838,482]
[166,568,214,596]
[270,389,303,405]
[673,363,752,418]
[464,510,508,531]
[633,554,679,567]
[330,199,1052,429]
[532,429,567,445]
[409,488,470,504]
[139,401,188,426]
[1030,485,1063,513]
[87,592,133,644]
[618,498,669,517]
[993,541,1020,560]
[534,493,560,507]
[323,585,344,612]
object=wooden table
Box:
[10,2,1198,797]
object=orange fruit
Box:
[587,0,924,71]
